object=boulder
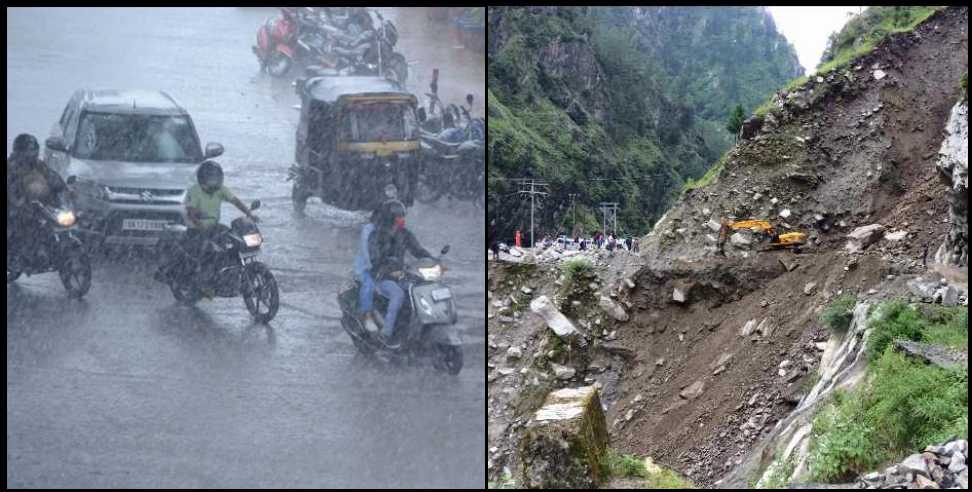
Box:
[730,232,753,247]
[779,208,792,219]
[519,386,609,488]
[740,116,764,140]
[908,277,941,300]
[706,219,723,233]
[845,224,886,253]
[551,363,576,380]
[673,287,688,304]
[680,380,705,400]
[598,295,629,322]
[804,282,818,296]
[884,230,909,241]
[873,69,887,80]
[900,453,930,477]
[894,339,968,370]
[531,295,579,339]
[740,319,757,337]
[507,346,523,360]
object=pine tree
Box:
[725,104,746,136]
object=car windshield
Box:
[73,112,202,163]
[339,102,416,143]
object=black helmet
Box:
[11,133,40,164]
[379,199,406,227]
[197,160,224,192]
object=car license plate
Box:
[431,288,451,302]
[122,219,168,231]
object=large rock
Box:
[739,116,764,140]
[598,295,629,322]
[730,232,753,247]
[894,339,968,370]
[680,380,705,400]
[551,363,576,380]
[531,295,579,339]
[845,224,886,253]
[934,101,968,267]
[519,386,609,488]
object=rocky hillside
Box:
[488,6,967,489]
[487,7,803,244]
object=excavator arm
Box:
[717,218,806,255]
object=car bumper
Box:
[79,200,187,247]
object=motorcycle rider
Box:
[165,160,258,292]
[368,200,433,348]
[7,133,69,267]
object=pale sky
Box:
[767,6,864,74]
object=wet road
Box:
[6,7,484,488]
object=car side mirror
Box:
[66,175,78,185]
[250,200,261,211]
[45,136,67,152]
[440,245,450,256]
[417,107,427,123]
[204,142,224,158]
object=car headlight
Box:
[56,210,76,227]
[243,233,263,248]
[417,264,442,281]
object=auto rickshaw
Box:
[289,74,421,213]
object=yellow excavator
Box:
[717,219,807,256]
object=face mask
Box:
[394,216,405,230]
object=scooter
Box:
[337,245,463,375]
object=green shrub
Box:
[865,301,926,360]
[760,454,797,489]
[561,257,594,286]
[808,301,969,483]
[821,294,857,332]
[605,449,695,488]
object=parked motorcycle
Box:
[416,117,484,205]
[7,189,92,298]
[337,245,462,375]
[153,200,279,323]
[253,7,302,77]
[316,9,408,86]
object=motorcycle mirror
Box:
[440,245,450,256]
[466,94,474,106]
[417,107,427,123]
[66,175,78,185]
[250,200,261,211]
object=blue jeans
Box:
[357,270,376,314]
[376,279,405,338]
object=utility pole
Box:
[599,202,619,236]
[568,193,578,234]
[517,178,549,249]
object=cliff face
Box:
[934,101,968,267]
[487,6,803,245]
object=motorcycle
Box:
[7,186,92,298]
[338,245,463,375]
[153,200,279,323]
[416,117,485,205]
[253,7,302,77]
[314,9,408,86]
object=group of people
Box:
[7,132,432,349]
[542,232,640,254]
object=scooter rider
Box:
[368,200,433,348]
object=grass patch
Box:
[682,153,726,193]
[817,7,941,76]
[807,301,969,482]
[605,449,696,488]
[560,257,594,290]
[821,293,857,332]
[487,470,517,489]
[759,453,796,489]
[865,301,966,360]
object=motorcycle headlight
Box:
[56,210,77,227]
[367,63,377,70]
[243,233,263,248]
[417,264,442,281]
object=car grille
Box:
[106,186,184,205]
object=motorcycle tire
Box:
[292,180,311,217]
[267,52,293,78]
[242,261,279,323]
[385,52,408,87]
[433,343,463,375]
[7,266,22,283]
[58,250,92,299]
[171,280,202,305]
